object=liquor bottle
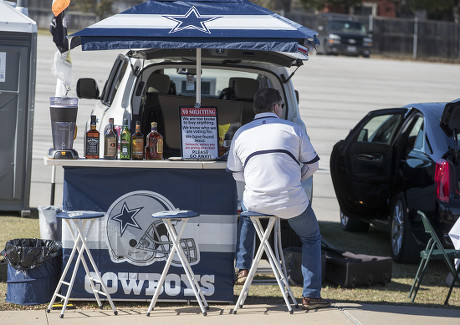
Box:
[120,119,131,160]
[132,120,144,160]
[145,122,164,160]
[85,115,99,159]
[104,118,117,160]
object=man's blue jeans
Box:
[235,204,322,298]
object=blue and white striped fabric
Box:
[70,0,319,53]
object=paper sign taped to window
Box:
[180,106,218,160]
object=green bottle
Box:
[120,119,131,160]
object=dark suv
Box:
[330,100,460,263]
[316,16,372,57]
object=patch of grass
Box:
[0,215,458,311]
[0,215,43,310]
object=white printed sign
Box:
[0,52,5,82]
[180,106,218,159]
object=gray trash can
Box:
[38,206,62,241]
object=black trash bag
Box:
[1,238,62,271]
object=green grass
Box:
[0,215,459,311]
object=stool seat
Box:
[147,210,209,316]
[57,210,105,219]
[239,211,274,217]
[152,210,199,219]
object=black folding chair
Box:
[408,211,460,303]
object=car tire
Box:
[340,211,370,232]
[390,194,419,263]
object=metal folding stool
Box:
[146,210,209,316]
[47,211,117,318]
[233,211,298,314]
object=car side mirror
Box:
[77,78,100,99]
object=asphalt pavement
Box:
[11,34,460,323]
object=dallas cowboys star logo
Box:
[164,6,220,34]
[112,202,143,235]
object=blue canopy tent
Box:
[70,0,319,105]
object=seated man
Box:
[226,88,331,310]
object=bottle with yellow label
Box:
[132,120,144,160]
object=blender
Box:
[48,97,79,159]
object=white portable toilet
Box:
[0,1,37,213]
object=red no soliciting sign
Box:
[180,106,218,159]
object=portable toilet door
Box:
[0,2,37,213]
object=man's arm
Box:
[301,160,319,181]
[226,137,244,182]
[299,127,320,181]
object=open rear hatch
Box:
[127,47,309,68]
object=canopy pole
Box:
[195,48,201,108]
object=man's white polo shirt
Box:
[227,112,319,219]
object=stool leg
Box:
[72,221,103,309]
[164,220,209,316]
[47,220,81,314]
[275,219,289,282]
[170,220,209,309]
[242,218,276,307]
[146,238,177,316]
[254,218,296,312]
[272,218,297,307]
[76,221,117,315]
[233,217,276,314]
[60,236,86,318]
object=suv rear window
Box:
[328,20,367,34]
[163,68,260,98]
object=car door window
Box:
[358,113,403,144]
[100,55,128,106]
[406,115,430,154]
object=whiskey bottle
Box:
[85,115,99,159]
[120,119,131,160]
[104,118,117,160]
[145,122,163,160]
[132,120,144,160]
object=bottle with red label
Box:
[145,122,163,160]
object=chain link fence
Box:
[287,12,460,60]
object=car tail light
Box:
[435,159,450,203]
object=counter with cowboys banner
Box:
[45,158,238,302]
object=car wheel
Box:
[340,211,370,232]
[390,194,419,263]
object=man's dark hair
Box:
[253,88,282,114]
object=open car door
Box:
[330,108,407,219]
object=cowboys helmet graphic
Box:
[106,191,199,266]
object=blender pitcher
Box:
[48,97,79,159]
